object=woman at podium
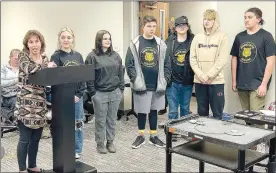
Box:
[85,30,124,154]
[50,27,86,159]
[15,30,56,173]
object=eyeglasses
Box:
[176,24,188,28]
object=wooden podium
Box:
[28,65,97,173]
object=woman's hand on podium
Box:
[47,62,57,68]
[75,96,80,103]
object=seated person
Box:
[1,49,20,122]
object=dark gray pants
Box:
[17,121,43,171]
[195,84,225,119]
[92,88,122,144]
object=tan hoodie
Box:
[190,12,229,84]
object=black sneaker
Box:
[131,136,146,149]
[158,109,167,115]
[149,136,166,147]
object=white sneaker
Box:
[75,153,80,159]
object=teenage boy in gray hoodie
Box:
[125,15,171,149]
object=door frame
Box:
[130,1,140,38]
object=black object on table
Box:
[124,83,137,121]
[28,65,97,173]
[234,110,276,126]
[164,114,276,173]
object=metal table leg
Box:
[199,161,205,173]
[166,128,172,173]
[237,150,246,173]
[268,137,276,173]
[248,166,254,173]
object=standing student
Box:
[166,16,195,141]
[125,15,171,149]
[15,30,56,173]
[85,30,124,154]
[231,7,275,111]
[50,27,85,159]
[158,19,176,115]
[190,9,229,120]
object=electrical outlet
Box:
[114,46,120,52]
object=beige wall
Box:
[123,2,131,62]
[123,1,139,62]
[2,1,274,113]
[1,1,132,110]
[218,1,275,112]
[122,2,140,110]
[169,1,218,35]
[1,1,124,64]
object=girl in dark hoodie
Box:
[85,30,124,154]
[50,27,85,159]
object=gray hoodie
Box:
[125,35,171,92]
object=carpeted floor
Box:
[1,98,267,172]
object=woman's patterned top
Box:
[14,51,49,129]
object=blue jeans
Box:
[75,97,84,154]
[166,82,193,120]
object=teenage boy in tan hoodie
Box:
[190,9,229,119]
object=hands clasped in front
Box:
[47,62,57,68]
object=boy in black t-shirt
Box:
[125,16,171,149]
[231,8,275,111]
[165,16,195,141]
[231,7,275,111]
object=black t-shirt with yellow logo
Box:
[230,29,275,90]
[171,40,191,84]
[50,50,85,98]
[139,36,159,91]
